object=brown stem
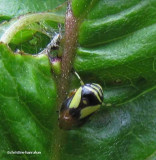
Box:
[58,1,79,106]
[51,2,79,160]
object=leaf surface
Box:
[0,0,156,160]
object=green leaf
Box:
[61,89,156,160]
[0,43,57,160]
[74,0,156,105]
[0,0,156,160]
[0,0,66,19]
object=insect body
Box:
[59,71,103,130]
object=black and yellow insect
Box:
[59,71,103,130]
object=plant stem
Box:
[51,2,80,160]
[59,2,79,105]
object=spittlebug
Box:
[59,71,103,130]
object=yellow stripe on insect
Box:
[69,87,82,109]
[84,86,102,103]
[92,83,103,91]
[91,84,103,97]
[80,105,101,119]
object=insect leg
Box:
[72,69,84,86]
